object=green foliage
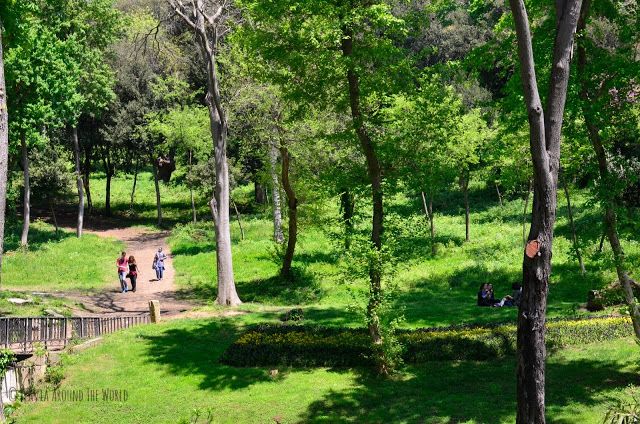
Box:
[221,316,634,367]
[0,349,16,377]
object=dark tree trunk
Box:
[20,134,30,247]
[598,230,606,253]
[105,171,112,217]
[269,140,284,243]
[152,159,162,226]
[280,146,297,278]
[254,180,266,205]
[50,199,59,236]
[560,171,585,274]
[83,144,93,214]
[509,0,583,421]
[130,158,139,212]
[576,0,640,339]
[340,189,355,250]
[72,127,84,238]
[342,25,385,371]
[0,27,9,281]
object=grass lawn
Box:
[14,314,640,423]
[2,220,124,293]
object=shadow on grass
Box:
[299,356,639,423]
[3,220,73,253]
[141,319,271,391]
[175,267,324,305]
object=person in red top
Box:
[116,252,128,293]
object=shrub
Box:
[220,316,633,367]
[280,308,304,322]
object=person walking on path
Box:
[127,256,139,292]
[116,251,128,293]
[153,248,167,281]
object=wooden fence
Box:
[0,316,150,353]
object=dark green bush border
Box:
[220,316,633,367]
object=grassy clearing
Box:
[2,220,124,293]
[169,186,635,328]
[14,314,640,423]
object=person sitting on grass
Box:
[477,283,494,307]
[116,251,128,293]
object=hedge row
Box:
[220,316,633,367]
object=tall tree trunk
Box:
[422,191,436,255]
[105,170,112,217]
[189,150,196,223]
[280,146,297,278]
[340,189,355,250]
[576,0,640,339]
[0,28,10,282]
[72,127,84,238]
[342,25,385,372]
[461,172,470,242]
[20,134,30,247]
[129,158,139,212]
[269,141,284,243]
[560,171,585,274]
[523,180,532,248]
[509,0,583,421]
[152,159,162,226]
[231,198,244,241]
[171,1,240,306]
[598,230,606,252]
[83,143,92,214]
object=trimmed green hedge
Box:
[220,316,633,367]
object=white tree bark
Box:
[269,139,284,243]
[168,0,241,305]
[72,127,84,238]
[0,27,9,281]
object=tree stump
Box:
[148,300,161,323]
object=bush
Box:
[220,316,633,367]
[586,284,640,311]
[280,308,304,322]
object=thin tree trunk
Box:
[230,198,244,241]
[280,146,297,278]
[421,191,436,255]
[560,172,585,274]
[495,182,503,206]
[50,199,59,236]
[269,140,284,243]
[577,0,640,339]
[83,142,92,214]
[254,180,266,204]
[0,27,10,282]
[189,150,196,223]
[105,171,112,217]
[461,173,470,242]
[342,25,385,372]
[151,159,162,226]
[341,189,355,250]
[509,0,583,421]
[72,127,84,238]
[598,230,606,252]
[20,134,30,247]
[523,179,532,248]
[129,158,139,212]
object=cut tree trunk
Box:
[152,160,163,226]
[20,134,30,248]
[342,24,385,372]
[560,171,585,274]
[280,146,297,278]
[576,0,640,339]
[0,27,10,281]
[269,140,284,243]
[509,0,583,421]
[72,127,84,238]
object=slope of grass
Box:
[14,315,640,423]
[2,220,124,292]
[168,186,637,328]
